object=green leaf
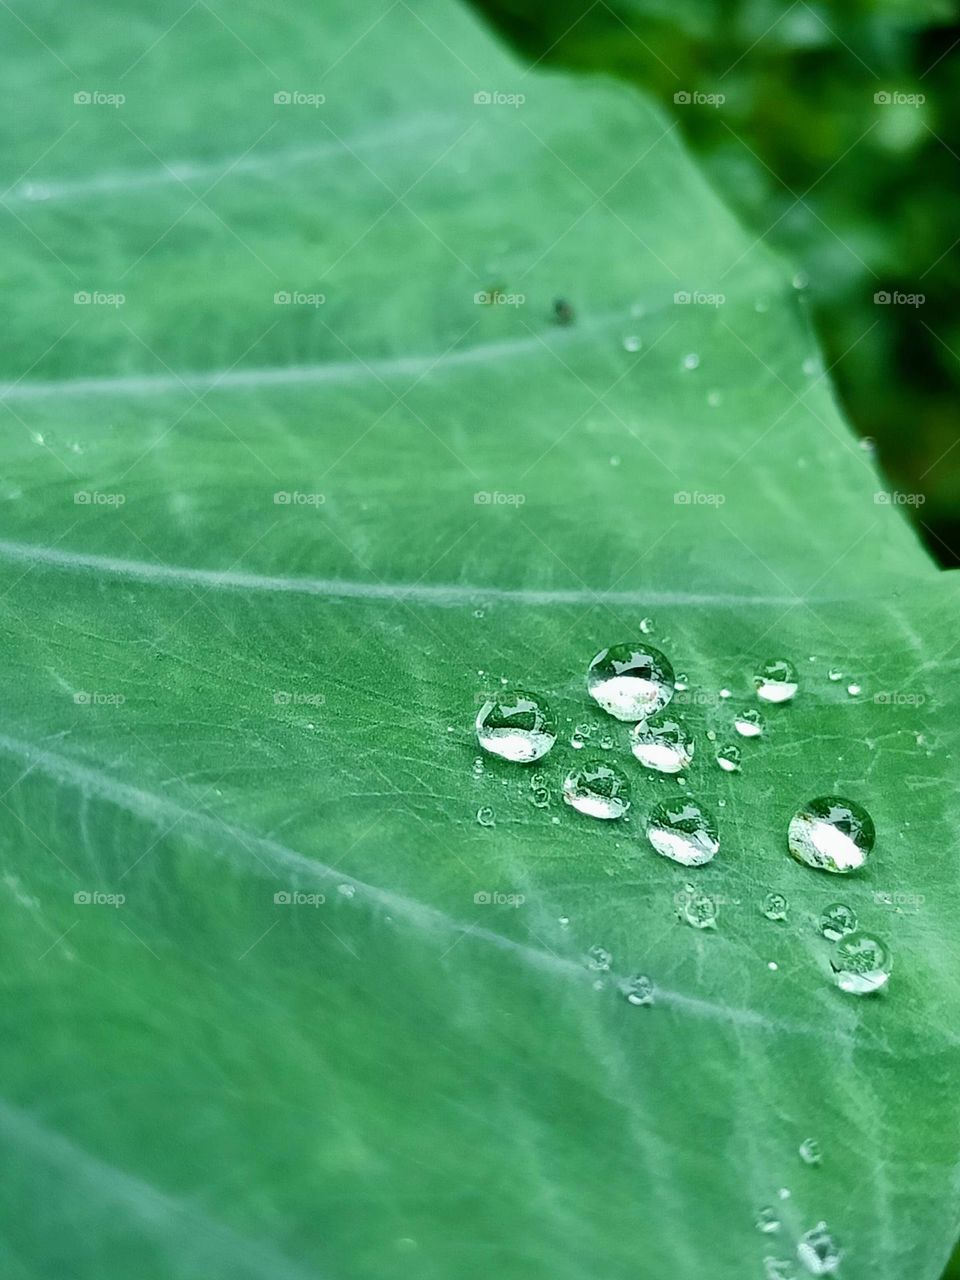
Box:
[1,3,958,1279]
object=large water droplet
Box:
[799,1137,822,1166]
[630,717,694,774]
[647,799,719,866]
[831,931,891,994]
[734,708,764,738]
[587,643,675,721]
[788,796,875,873]
[797,1222,842,1274]
[475,690,556,763]
[563,759,631,820]
[755,658,799,703]
[762,892,788,921]
[622,974,654,1006]
[715,742,742,772]
[819,902,857,941]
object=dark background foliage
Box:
[473,0,960,567]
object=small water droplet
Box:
[847,682,862,697]
[570,734,585,749]
[827,668,843,682]
[680,889,718,929]
[563,759,631,820]
[716,742,742,768]
[587,943,612,972]
[587,643,675,721]
[529,787,550,808]
[762,892,788,921]
[793,270,809,290]
[623,974,654,1006]
[476,805,495,827]
[788,796,875,873]
[734,708,764,738]
[473,608,484,619]
[472,756,485,778]
[682,352,700,370]
[630,716,694,774]
[599,733,615,750]
[337,883,356,899]
[755,658,799,703]
[768,961,779,971]
[622,335,642,352]
[673,673,689,691]
[778,1187,791,1200]
[639,616,655,634]
[609,454,621,467]
[831,931,891,994]
[799,1137,822,1166]
[707,389,723,407]
[575,722,595,738]
[476,691,557,763]
[797,1222,842,1275]
[802,357,820,377]
[647,799,719,866]
[819,902,857,941]
[719,688,732,699]
[755,1206,781,1234]
[558,915,570,927]
[860,435,877,457]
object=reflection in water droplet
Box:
[755,1206,781,1234]
[563,759,631,820]
[647,799,719,866]
[797,1222,842,1274]
[716,742,741,772]
[476,806,495,827]
[755,658,799,703]
[831,931,891,994]
[630,717,694,774]
[623,974,654,1006]
[799,1138,822,1166]
[587,944,612,972]
[587,643,675,721]
[734,708,764,738]
[476,691,556,763]
[819,902,857,941]
[788,796,875,873]
[762,892,788,921]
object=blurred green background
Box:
[472,0,960,568]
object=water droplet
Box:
[762,892,788,921]
[819,902,857,941]
[570,734,585,749]
[778,1187,791,1200]
[598,733,615,750]
[558,915,570,927]
[472,756,485,778]
[755,658,799,704]
[647,799,719,866]
[673,672,689,691]
[802,357,820,377]
[630,717,694,774]
[587,943,612,972]
[575,722,595,738]
[586,643,675,721]
[827,668,843,682]
[563,759,631,820]
[755,1206,781,1234]
[797,1222,842,1274]
[763,1260,796,1280]
[609,454,621,467]
[793,270,809,290]
[734,708,764,738]
[788,796,875,873]
[623,974,654,1006]
[719,687,732,699]
[337,883,356,899]
[623,334,642,353]
[476,805,495,827]
[847,682,862,697]
[715,742,743,772]
[831,931,891,994]
[799,1138,822,1166]
[476,690,557,763]
[860,435,877,457]
[768,961,779,971]
[529,787,550,808]
[682,352,700,370]
[681,889,718,929]
[639,616,655,634]
[473,608,484,619]
[707,389,723,407]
